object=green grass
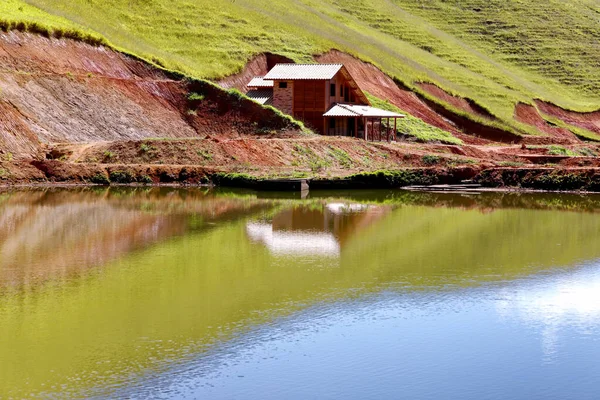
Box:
[547,145,578,157]
[196,149,213,161]
[292,144,331,172]
[366,93,462,144]
[328,146,353,168]
[187,92,206,101]
[422,155,441,165]
[0,0,107,45]
[546,145,599,157]
[139,143,156,153]
[2,0,600,139]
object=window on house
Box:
[279,81,288,89]
[329,118,335,129]
[330,83,336,97]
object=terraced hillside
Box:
[2,0,600,141]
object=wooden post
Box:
[364,117,368,141]
[378,118,382,141]
[386,118,390,142]
[394,118,397,141]
[355,117,358,138]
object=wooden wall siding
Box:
[293,80,326,133]
[329,72,360,107]
[327,118,350,136]
[329,74,342,105]
[272,81,294,115]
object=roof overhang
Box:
[323,103,405,118]
[338,66,370,105]
[247,77,274,88]
[246,89,273,105]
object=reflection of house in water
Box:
[246,203,390,257]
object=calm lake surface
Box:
[2,187,600,399]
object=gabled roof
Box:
[323,103,405,118]
[263,64,344,80]
[246,89,273,105]
[247,77,274,88]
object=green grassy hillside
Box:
[2,0,600,136]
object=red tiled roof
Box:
[246,89,273,105]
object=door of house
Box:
[348,118,356,137]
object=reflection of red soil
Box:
[0,202,185,289]
[514,103,578,143]
[418,83,495,120]
[0,189,271,289]
[535,100,600,135]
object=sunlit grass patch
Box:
[366,93,462,145]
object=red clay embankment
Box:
[0,31,300,160]
[535,100,600,135]
[418,83,496,121]
[514,103,578,143]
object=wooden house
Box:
[246,64,404,140]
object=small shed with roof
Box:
[246,63,403,140]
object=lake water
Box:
[1,187,600,399]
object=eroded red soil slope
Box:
[514,103,578,143]
[0,32,298,159]
[535,100,600,135]
[418,83,495,120]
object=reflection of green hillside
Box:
[2,199,600,398]
[309,190,600,213]
[343,206,600,285]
